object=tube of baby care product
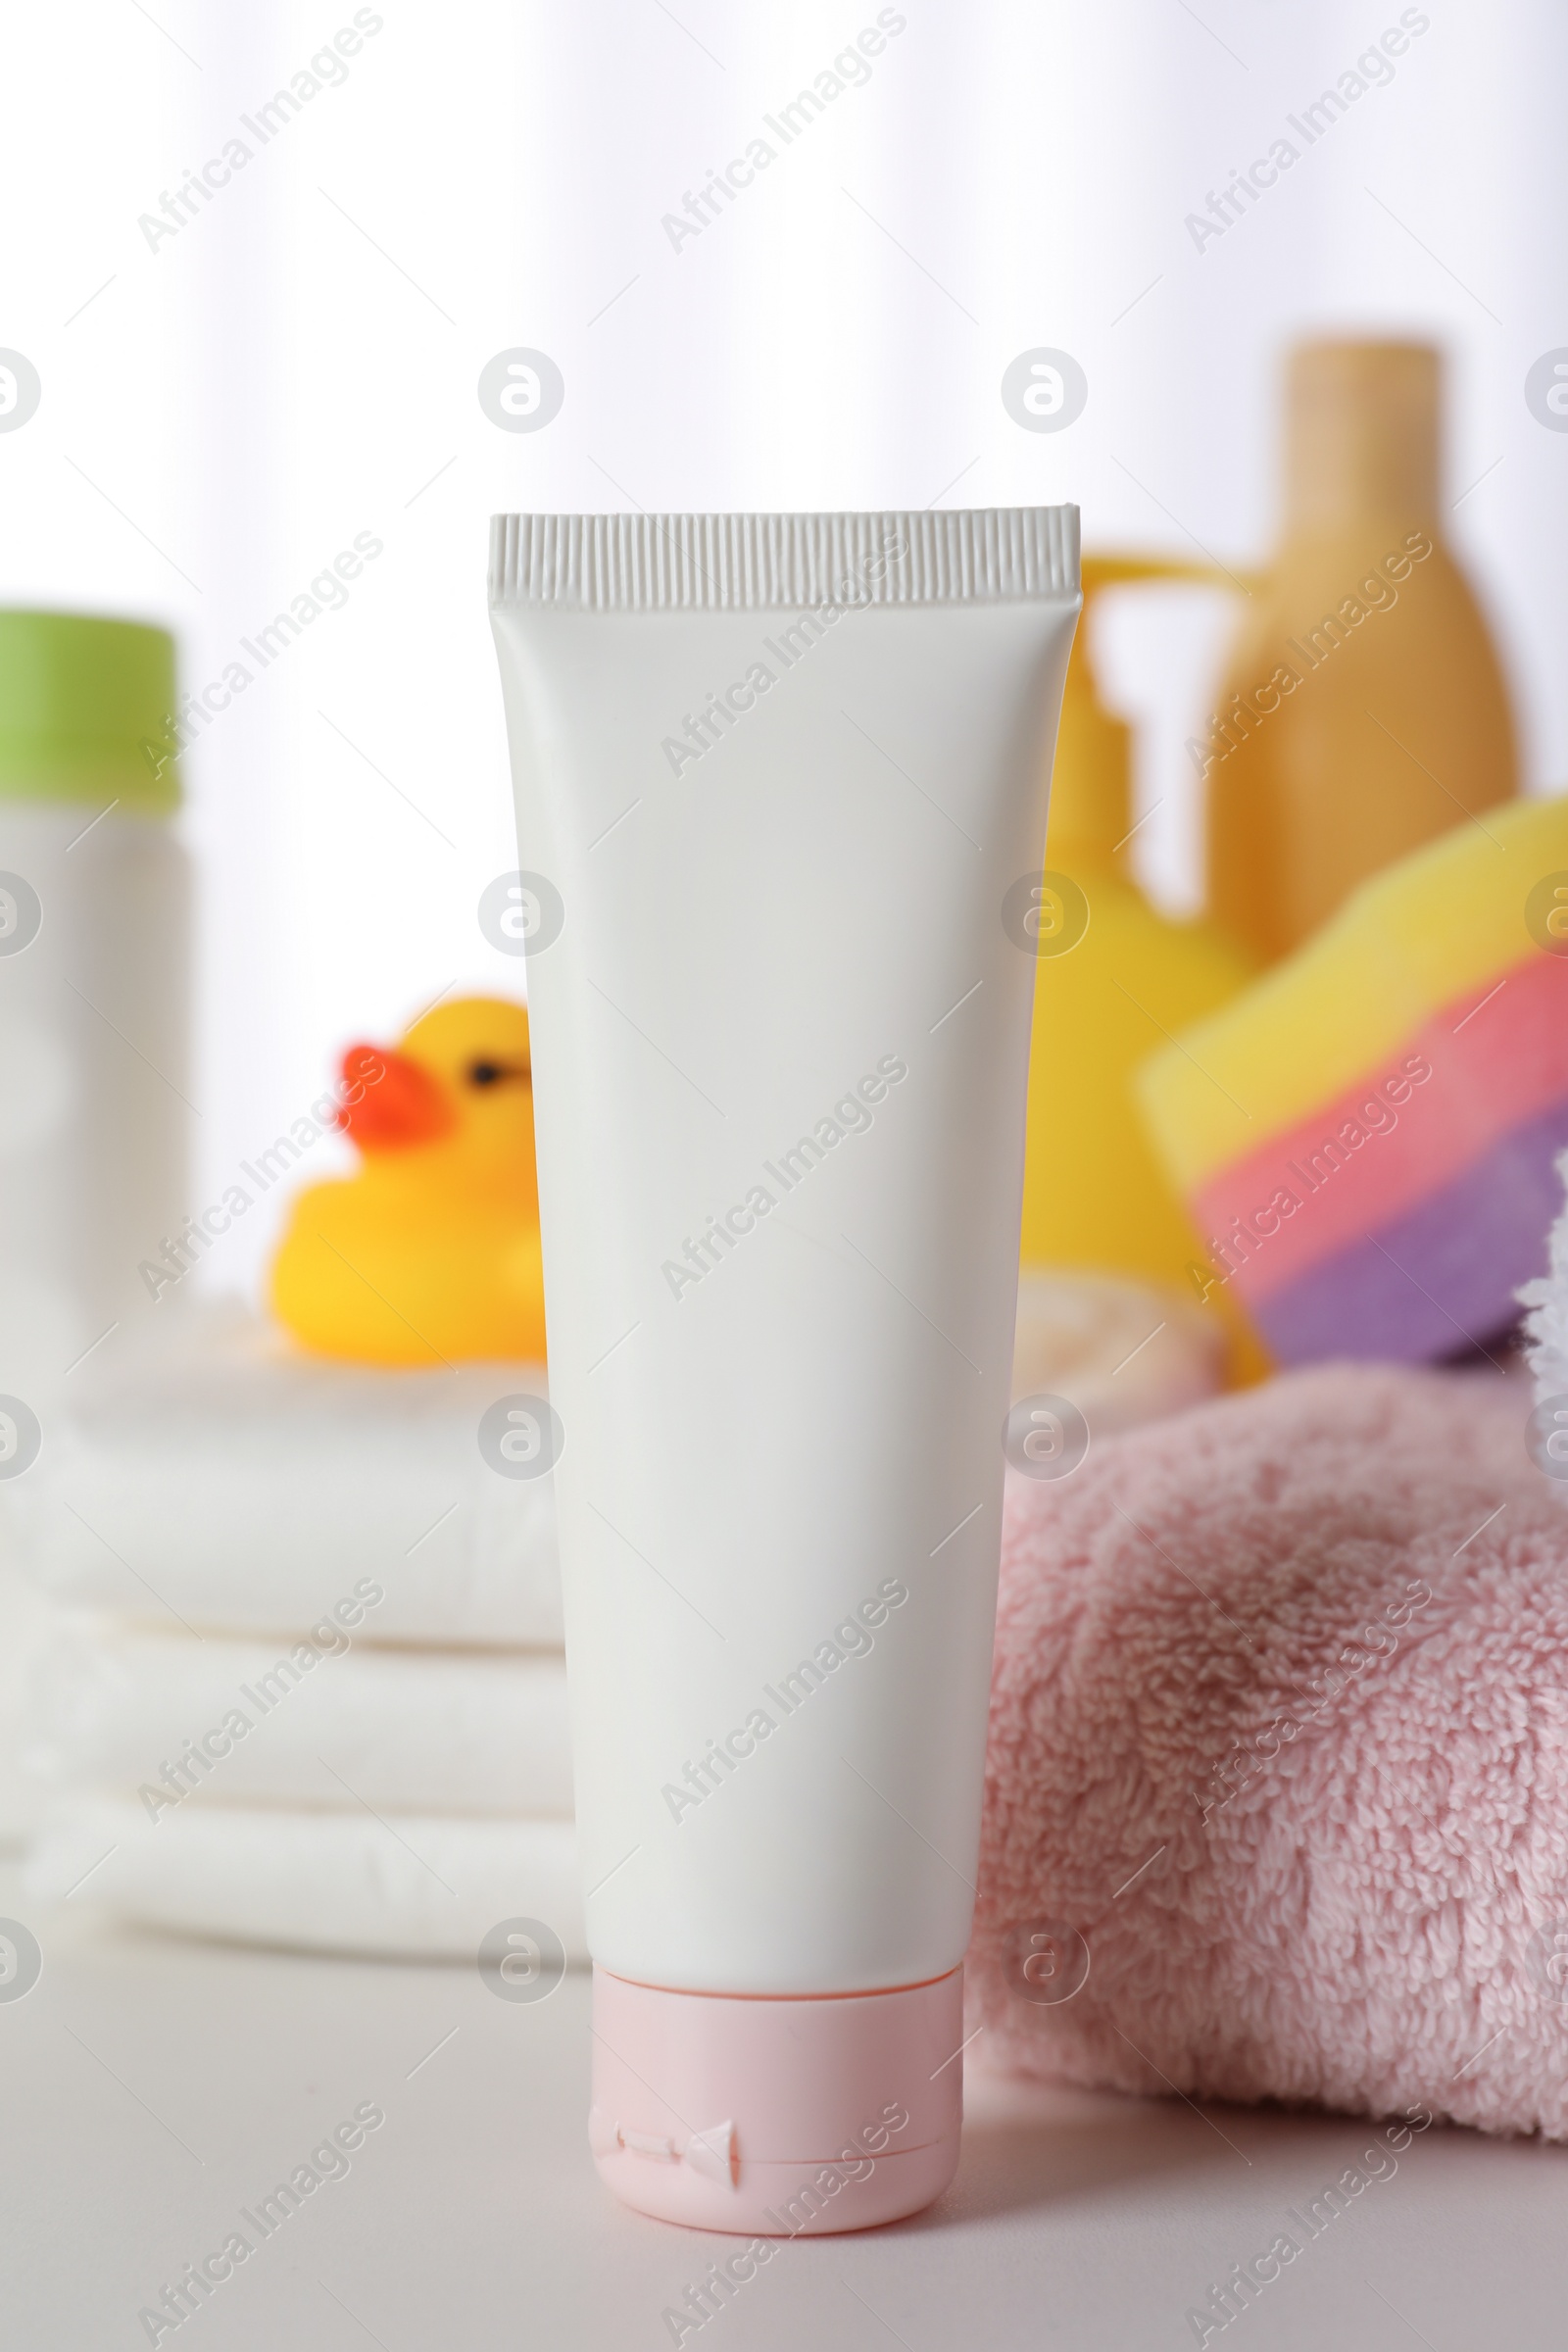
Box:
[489,509,1079,2234]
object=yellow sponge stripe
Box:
[1137,793,1568,1192]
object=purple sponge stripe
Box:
[1254,1093,1568,1364]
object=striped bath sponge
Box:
[1137,793,1568,1364]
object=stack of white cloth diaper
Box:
[5,1273,1222,1961]
[7,1300,582,1961]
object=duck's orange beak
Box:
[336,1044,454,1151]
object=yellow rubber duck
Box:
[271,996,547,1365]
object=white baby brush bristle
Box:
[1518,1148,1568,1406]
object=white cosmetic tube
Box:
[490,510,1078,2234]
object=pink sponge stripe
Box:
[1189,951,1568,1303]
[969,1365,1568,2138]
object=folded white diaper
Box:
[2,1299,564,1645]
[23,1620,573,1818]
[27,1796,585,1961]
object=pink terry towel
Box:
[969,1363,1568,2136]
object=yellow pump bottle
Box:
[1018,557,1261,1371]
[1204,340,1517,964]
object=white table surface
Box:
[4,1871,1565,2351]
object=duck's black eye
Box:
[466,1058,528,1089]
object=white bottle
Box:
[0,612,190,1414]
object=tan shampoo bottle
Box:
[1203,340,1516,963]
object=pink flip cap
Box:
[588,1965,964,2234]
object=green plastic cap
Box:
[0,611,180,813]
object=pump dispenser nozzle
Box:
[1021,554,1266,1380]
[1048,555,1237,872]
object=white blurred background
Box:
[2,0,1565,1298]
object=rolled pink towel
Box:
[970,1363,1568,2136]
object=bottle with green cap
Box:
[0,612,189,1405]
